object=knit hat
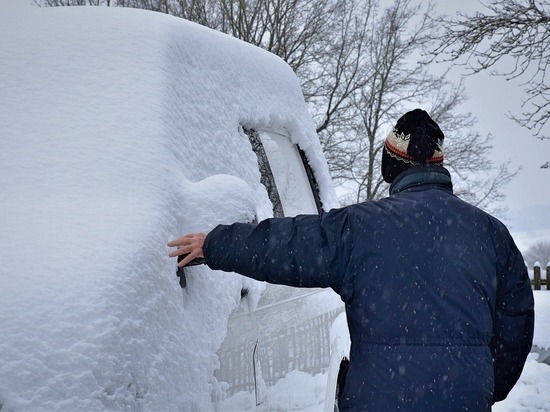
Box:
[381,108,444,183]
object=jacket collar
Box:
[389,165,453,196]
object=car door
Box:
[214,128,345,411]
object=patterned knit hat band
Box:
[384,128,444,166]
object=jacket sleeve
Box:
[202,207,354,296]
[490,225,534,404]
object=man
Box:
[168,109,534,411]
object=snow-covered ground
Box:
[1,2,549,411]
[493,292,550,412]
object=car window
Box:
[245,128,321,217]
[244,128,284,217]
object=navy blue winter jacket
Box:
[204,166,534,411]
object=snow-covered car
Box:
[0,4,348,411]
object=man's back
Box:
[339,168,503,410]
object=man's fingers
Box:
[168,246,191,258]
[167,233,203,247]
[168,233,206,267]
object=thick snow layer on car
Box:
[0,3,338,411]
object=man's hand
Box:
[168,233,207,267]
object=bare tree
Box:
[522,240,550,267]
[433,0,550,167]
[429,82,520,215]
[318,0,517,216]
[348,0,447,202]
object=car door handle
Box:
[176,215,257,288]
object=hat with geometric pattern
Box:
[382,108,444,183]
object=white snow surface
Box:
[533,291,550,350]
[491,291,550,411]
[0,4,337,411]
[1,3,549,412]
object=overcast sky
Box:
[431,0,550,253]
